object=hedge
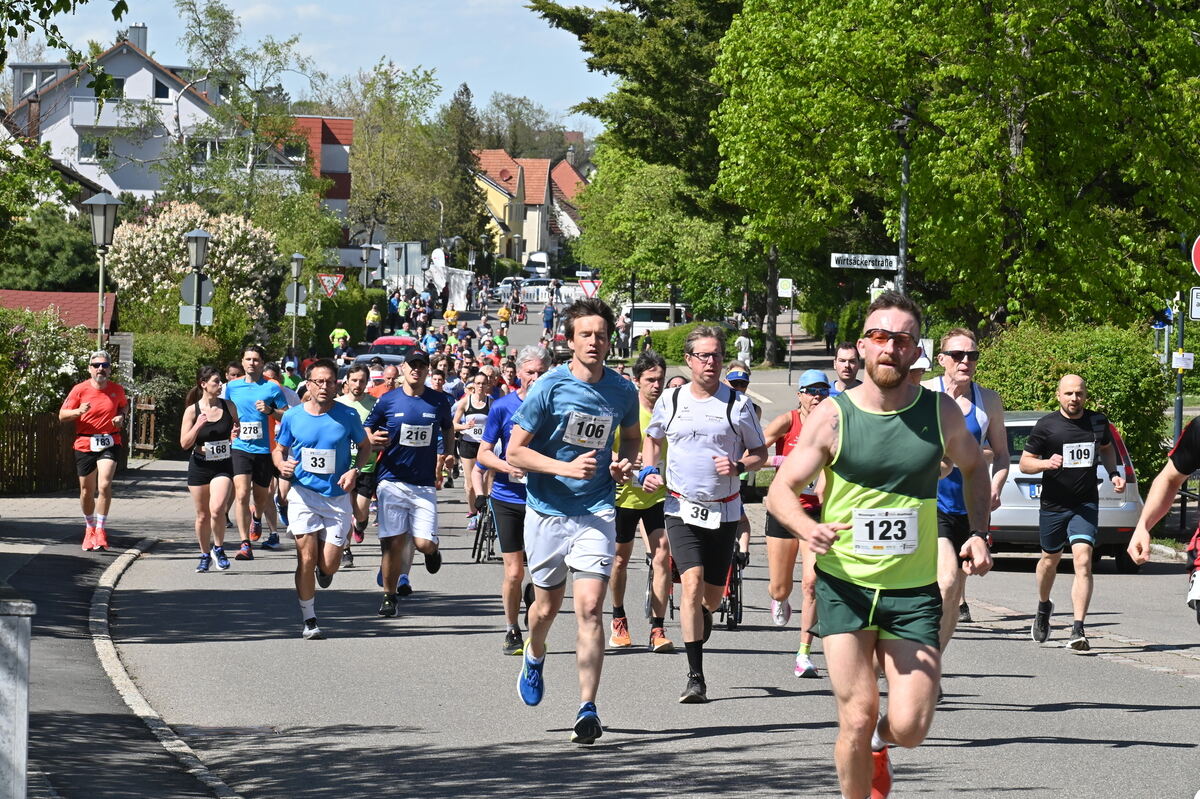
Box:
[132,331,222,457]
[975,322,1168,485]
[310,285,389,355]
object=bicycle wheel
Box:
[483,511,500,562]
[729,564,744,628]
[471,515,486,563]
[644,554,653,619]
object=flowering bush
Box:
[0,307,93,415]
[106,201,281,346]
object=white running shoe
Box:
[794,652,819,679]
[1187,572,1200,610]
[770,598,792,627]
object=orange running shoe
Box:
[870,746,893,798]
[609,616,632,647]
[649,627,675,653]
[249,517,263,542]
[82,526,96,551]
[91,528,109,551]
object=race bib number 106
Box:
[562,411,612,448]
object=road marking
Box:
[745,388,772,405]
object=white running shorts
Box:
[286,484,352,548]
[376,479,439,543]
[524,506,617,588]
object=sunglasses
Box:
[862,329,917,348]
[941,350,981,362]
[801,387,830,397]
[90,362,111,369]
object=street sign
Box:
[1173,351,1195,370]
[285,283,308,303]
[180,273,213,305]
[178,306,213,326]
[1192,236,1200,278]
[830,253,899,271]
[318,273,343,297]
[580,279,602,298]
[777,278,794,298]
[1189,287,1200,321]
[575,270,595,278]
[285,302,307,317]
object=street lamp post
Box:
[291,252,305,353]
[892,116,911,295]
[360,243,372,288]
[82,192,123,349]
[185,229,211,337]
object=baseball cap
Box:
[726,369,750,384]
[798,369,831,389]
[405,350,430,366]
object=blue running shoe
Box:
[275,496,289,527]
[518,653,545,706]
[195,553,212,573]
[212,546,230,571]
[571,702,603,744]
[261,532,282,551]
[376,566,384,587]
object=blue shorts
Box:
[1039,504,1098,553]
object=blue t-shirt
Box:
[510,364,639,517]
[275,402,365,497]
[225,377,288,455]
[482,390,527,505]
[365,387,453,486]
[422,333,440,353]
[542,306,555,325]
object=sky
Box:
[46,0,616,132]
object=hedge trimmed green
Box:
[976,322,1167,485]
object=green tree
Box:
[436,83,491,263]
[480,92,567,159]
[0,205,97,290]
[714,0,1200,330]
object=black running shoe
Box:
[302,618,324,640]
[679,672,708,704]
[1031,599,1053,643]
[958,602,972,623]
[502,629,524,656]
[316,567,333,589]
[570,702,603,744]
[425,548,442,574]
[378,593,398,617]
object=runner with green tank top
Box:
[335,364,378,568]
[766,291,992,799]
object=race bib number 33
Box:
[852,507,918,555]
[563,411,612,448]
[302,447,336,475]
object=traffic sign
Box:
[777,278,794,298]
[830,253,899,271]
[178,306,213,326]
[318,273,344,297]
[580,279,602,298]
[575,269,595,278]
[285,283,308,303]
[285,302,307,317]
[180,273,213,305]
[1192,236,1200,278]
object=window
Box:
[110,77,125,97]
[190,140,210,165]
[154,79,169,100]
[218,83,231,101]
[282,141,305,161]
[79,136,110,162]
[40,69,56,86]
[20,71,35,96]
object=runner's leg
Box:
[189,484,211,551]
[825,630,882,799]
[233,474,253,544]
[767,535,798,602]
[574,575,608,704]
[94,457,118,518]
[1069,540,1094,623]
[208,476,231,549]
[876,637,940,747]
[937,538,967,650]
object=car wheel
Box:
[1114,548,1142,575]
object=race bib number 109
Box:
[852,507,918,555]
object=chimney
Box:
[126,23,148,51]
[566,143,576,166]
[27,91,40,139]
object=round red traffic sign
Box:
[1192,235,1200,278]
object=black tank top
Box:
[193,400,234,453]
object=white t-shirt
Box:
[645,383,765,522]
[735,335,752,362]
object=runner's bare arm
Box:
[982,388,1009,509]
[764,399,846,553]
[477,440,520,477]
[1128,459,1188,564]
[939,394,992,575]
[1098,440,1126,493]
[761,411,792,450]
[179,404,203,449]
[611,420,640,483]
[272,442,296,478]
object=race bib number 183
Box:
[852,507,918,555]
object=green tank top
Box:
[817,388,944,589]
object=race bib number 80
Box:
[852,507,918,555]
[563,411,612,448]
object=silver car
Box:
[989,411,1145,573]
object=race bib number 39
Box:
[89,434,114,452]
[563,411,612,448]
[302,447,336,475]
[203,440,230,461]
[679,497,721,530]
[399,423,433,448]
[238,421,262,441]
[1063,442,1095,469]
[852,507,918,555]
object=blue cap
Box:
[726,369,750,384]
[798,369,831,389]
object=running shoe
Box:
[378,593,398,618]
[443,473,453,489]
[235,540,254,561]
[376,567,384,587]
[701,606,713,644]
[316,566,334,589]
[679,672,708,704]
[958,601,973,623]
[398,575,413,596]
[275,497,289,527]
[609,616,632,648]
[771,598,792,627]
[1066,630,1090,652]
[649,628,675,653]
[502,629,524,656]
[794,652,820,679]
[518,653,545,706]
[341,548,354,568]
[870,746,893,798]
[212,546,230,570]
[302,618,324,640]
[466,514,479,531]
[81,526,95,551]
[425,548,442,574]
[249,518,262,542]
[92,528,109,551]
[261,532,282,551]
[196,553,212,573]
[1031,599,1053,643]
[352,521,366,545]
[1187,572,1200,610]
[571,702,603,744]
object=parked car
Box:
[337,335,418,379]
[618,302,691,349]
[990,411,1145,572]
[550,318,571,364]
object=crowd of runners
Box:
[60,291,1200,799]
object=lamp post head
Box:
[360,244,372,264]
[291,252,305,281]
[82,191,123,248]
[185,229,211,270]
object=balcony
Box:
[70,97,153,128]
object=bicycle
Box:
[717,544,745,630]
[471,501,499,563]
[643,553,678,621]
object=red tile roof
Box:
[475,149,523,196]
[516,158,551,206]
[551,159,588,204]
[0,290,116,331]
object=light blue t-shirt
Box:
[275,402,366,497]
[225,377,288,455]
[510,364,639,517]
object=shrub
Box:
[131,331,222,457]
[0,307,93,415]
[976,322,1168,485]
[310,285,389,353]
[836,299,868,345]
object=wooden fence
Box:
[0,413,75,495]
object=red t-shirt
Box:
[62,380,128,451]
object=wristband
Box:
[637,465,660,485]
[734,460,746,474]
[1108,470,1120,481]
[969,530,988,540]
